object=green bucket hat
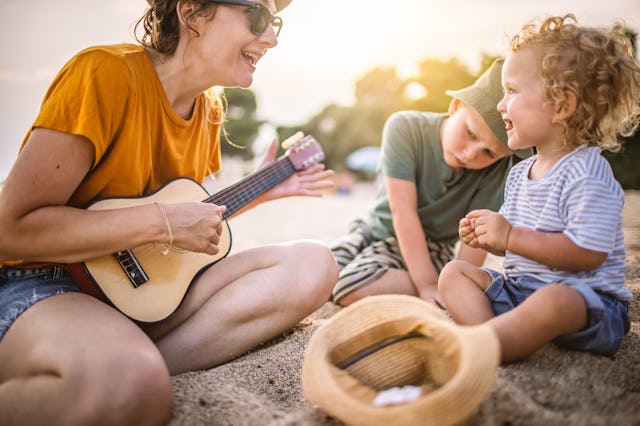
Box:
[446,58,533,159]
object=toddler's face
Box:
[441,100,511,170]
[498,49,557,152]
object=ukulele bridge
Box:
[113,250,149,287]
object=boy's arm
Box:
[386,176,441,302]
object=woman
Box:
[0,0,337,424]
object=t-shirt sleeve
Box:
[561,175,623,253]
[379,111,418,182]
[32,48,131,168]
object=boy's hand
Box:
[466,209,512,253]
[418,285,445,310]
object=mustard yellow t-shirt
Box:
[27,43,222,207]
[3,44,222,267]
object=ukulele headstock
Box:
[286,135,326,171]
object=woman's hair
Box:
[135,0,215,55]
[509,14,640,152]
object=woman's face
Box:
[186,0,279,88]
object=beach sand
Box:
[169,187,640,426]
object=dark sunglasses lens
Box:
[250,7,270,34]
[250,6,281,36]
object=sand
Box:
[168,186,640,426]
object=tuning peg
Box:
[281,131,305,150]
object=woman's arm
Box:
[0,128,225,263]
[226,139,335,218]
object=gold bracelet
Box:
[155,202,173,255]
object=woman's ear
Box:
[552,90,577,123]
[176,0,201,34]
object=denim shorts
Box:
[0,265,79,342]
[484,269,630,357]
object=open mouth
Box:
[242,50,261,66]
[503,119,513,133]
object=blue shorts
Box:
[484,269,630,356]
[0,265,79,342]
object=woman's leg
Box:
[149,240,337,374]
[0,293,173,426]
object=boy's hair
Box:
[509,14,640,152]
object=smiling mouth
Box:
[504,119,513,132]
[242,50,261,65]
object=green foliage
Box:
[220,88,263,159]
[604,134,640,189]
[222,50,638,189]
[303,54,503,172]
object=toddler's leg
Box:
[438,260,495,324]
[488,283,588,361]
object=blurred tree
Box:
[604,136,640,189]
[220,88,263,160]
[604,27,639,189]
[307,58,493,171]
[406,57,475,112]
[302,67,406,170]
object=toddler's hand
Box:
[466,209,512,253]
[459,217,479,248]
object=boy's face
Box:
[498,48,558,152]
[441,99,511,170]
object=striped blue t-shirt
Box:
[500,145,631,301]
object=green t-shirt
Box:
[365,111,514,244]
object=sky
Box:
[1,0,639,180]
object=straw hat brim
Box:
[302,295,500,426]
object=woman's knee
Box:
[285,240,337,305]
[68,343,173,425]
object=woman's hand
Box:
[161,202,227,255]
[258,139,334,201]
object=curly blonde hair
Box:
[509,14,640,152]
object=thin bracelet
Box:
[155,202,173,255]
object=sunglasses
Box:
[211,0,283,37]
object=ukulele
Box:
[67,135,325,323]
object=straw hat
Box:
[302,295,500,426]
[446,58,533,159]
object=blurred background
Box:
[1,0,639,189]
